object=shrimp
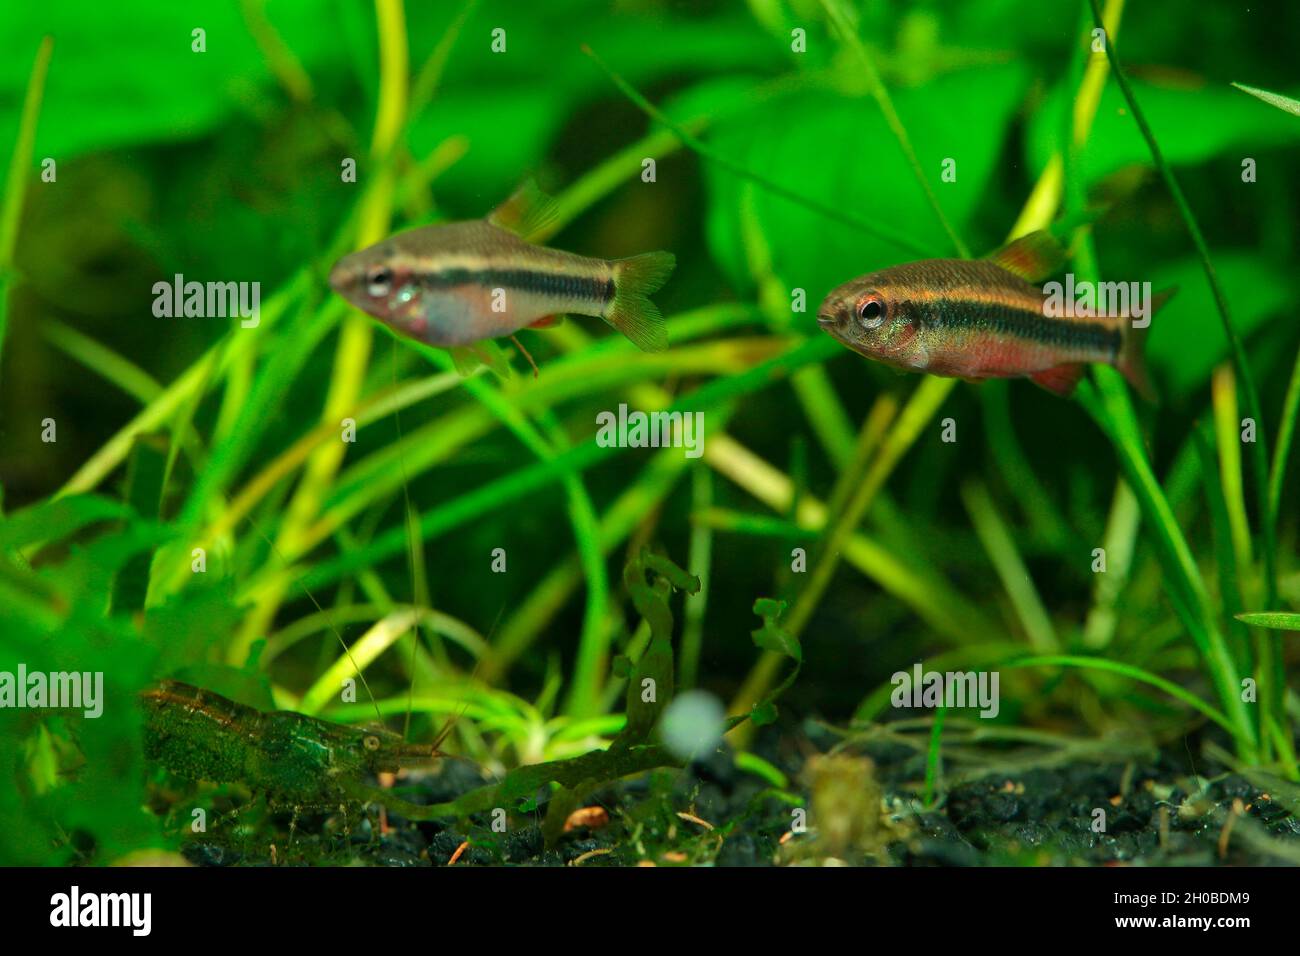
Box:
[141,680,463,834]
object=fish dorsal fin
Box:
[986,230,1066,283]
[486,179,559,242]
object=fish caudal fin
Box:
[606,251,675,352]
[1029,364,1086,397]
[1116,286,1175,403]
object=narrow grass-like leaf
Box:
[961,481,1058,653]
[1003,654,1232,734]
[0,37,52,373]
[1235,612,1300,631]
[1268,341,1300,529]
[580,43,932,256]
[818,0,968,257]
[923,706,948,808]
[1232,82,1300,117]
[1089,0,1275,609]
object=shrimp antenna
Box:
[390,336,493,773]
[241,513,386,725]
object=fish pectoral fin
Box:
[486,179,560,242]
[526,314,565,329]
[986,230,1067,283]
[1028,363,1086,397]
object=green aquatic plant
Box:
[1,0,1298,867]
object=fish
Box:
[328,182,676,371]
[816,230,1170,399]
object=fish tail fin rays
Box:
[986,230,1067,283]
[1117,286,1175,403]
[606,251,675,352]
[487,179,560,242]
[1029,363,1086,396]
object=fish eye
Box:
[363,734,381,751]
[857,296,886,329]
[365,267,393,298]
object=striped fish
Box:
[816,231,1169,399]
[328,183,675,369]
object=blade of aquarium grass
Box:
[1211,366,1254,577]
[1192,424,1250,664]
[730,377,965,729]
[238,336,608,667]
[541,122,705,243]
[56,270,311,500]
[1055,0,1263,764]
[484,448,692,683]
[291,315,769,551]
[818,0,969,257]
[40,319,162,404]
[0,37,52,378]
[1003,655,1233,735]
[923,706,948,808]
[580,43,933,256]
[1231,82,1300,117]
[785,376,956,637]
[1089,0,1276,610]
[1010,0,1119,238]
[408,0,480,116]
[263,336,840,595]
[960,481,1059,653]
[740,182,857,469]
[679,466,714,690]
[693,508,818,540]
[201,371,461,550]
[851,644,1030,723]
[981,382,1077,553]
[241,0,412,653]
[1234,612,1300,631]
[1079,370,1257,759]
[291,333,789,561]
[1081,478,1140,649]
[1269,341,1300,530]
[536,408,611,720]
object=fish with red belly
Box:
[816,230,1170,399]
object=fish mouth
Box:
[816,313,836,329]
[327,260,350,294]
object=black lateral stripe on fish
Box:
[416,266,613,305]
[328,182,675,355]
[816,230,1172,400]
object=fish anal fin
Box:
[487,179,559,242]
[527,314,564,329]
[449,341,515,380]
[987,230,1067,283]
[448,346,482,377]
[1028,363,1086,397]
